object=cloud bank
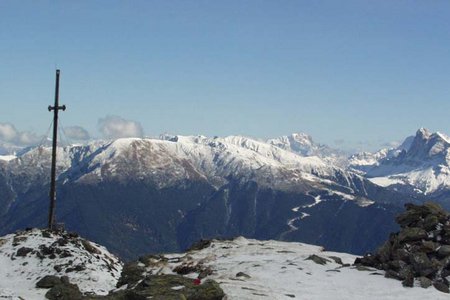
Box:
[64,126,90,141]
[98,115,144,139]
[0,123,41,146]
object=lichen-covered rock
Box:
[397,227,427,243]
[418,276,433,288]
[132,274,224,300]
[116,262,145,288]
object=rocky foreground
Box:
[356,202,450,293]
[0,228,224,300]
[2,203,450,299]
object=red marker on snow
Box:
[193,278,201,285]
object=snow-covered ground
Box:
[0,229,122,300]
[0,155,16,161]
[0,231,447,299]
[151,237,448,300]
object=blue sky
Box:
[1,1,450,151]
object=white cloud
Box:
[98,115,144,139]
[64,126,90,141]
[380,141,401,149]
[0,122,41,146]
[0,123,18,142]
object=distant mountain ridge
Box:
[0,133,410,259]
[0,128,449,259]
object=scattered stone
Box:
[438,245,450,257]
[354,265,375,272]
[277,250,295,254]
[116,262,145,288]
[59,250,73,258]
[402,276,414,288]
[67,232,79,238]
[418,276,433,288]
[16,247,33,257]
[81,240,100,254]
[173,263,197,275]
[56,238,68,247]
[434,281,450,293]
[66,264,86,273]
[45,280,83,300]
[236,272,251,279]
[54,265,63,272]
[36,275,62,288]
[133,274,224,299]
[39,245,55,256]
[328,256,343,265]
[188,239,212,251]
[12,236,27,246]
[42,231,52,238]
[305,254,330,265]
[397,227,427,243]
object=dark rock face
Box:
[45,278,83,300]
[16,246,33,257]
[305,254,330,265]
[355,202,450,293]
[36,275,62,288]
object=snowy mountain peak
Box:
[407,128,450,161]
[268,132,316,156]
[417,127,431,139]
[350,128,450,195]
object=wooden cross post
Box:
[48,69,66,230]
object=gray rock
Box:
[438,245,450,257]
[36,275,61,289]
[402,276,414,287]
[236,272,251,279]
[433,281,450,293]
[16,247,33,257]
[409,252,434,276]
[328,256,343,265]
[420,240,439,253]
[397,227,427,243]
[418,276,433,288]
[305,255,330,265]
[423,215,440,231]
[45,281,83,300]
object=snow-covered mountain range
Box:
[0,133,407,259]
[0,128,448,259]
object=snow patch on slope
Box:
[147,237,448,299]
